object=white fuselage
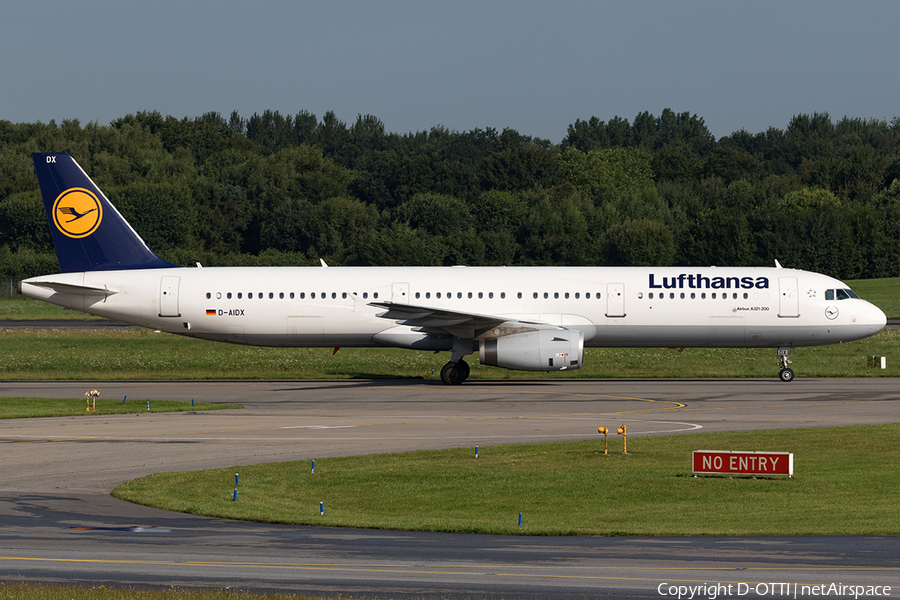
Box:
[20,265,887,351]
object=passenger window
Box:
[575,292,580,299]
[216,292,222,299]
[680,293,685,299]
[299,292,305,299]
[554,292,559,299]
[227,292,232,299]
[500,292,505,299]
[468,292,473,299]
[290,292,295,299]
[362,292,368,299]
[533,292,538,299]
[478,292,483,299]
[206,292,211,299]
[374,292,379,299]
[437,292,442,298]
[311,293,315,299]
[457,292,462,299]
[426,292,431,299]
[649,292,654,299]
[701,293,706,299]
[342,292,347,299]
[248,292,254,299]
[638,292,644,299]
[238,292,243,299]
[690,293,695,299]
[743,293,748,299]
[279,292,284,299]
[670,293,675,299]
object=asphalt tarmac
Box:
[2,378,899,599]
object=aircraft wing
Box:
[368,301,563,339]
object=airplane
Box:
[19,153,887,384]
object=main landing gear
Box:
[440,339,475,385]
[777,347,794,382]
[440,359,470,385]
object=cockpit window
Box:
[826,288,860,300]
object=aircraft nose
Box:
[868,302,887,332]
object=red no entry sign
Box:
[692,450,793,477]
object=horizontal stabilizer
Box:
[28,281,119,296]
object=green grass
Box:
[113,424,900,536]
[845,276,900,318]
[0,296,104,320]
[0,327,897,380]
[0,397,241,419]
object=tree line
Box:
[1,108,899,281]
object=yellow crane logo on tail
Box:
[53,187,103,238]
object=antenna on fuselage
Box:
[774,259,783,269]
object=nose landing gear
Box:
[777,347,794,382]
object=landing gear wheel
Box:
[778,368,795,383]
[456,358,470,381]
[440,361,466,385]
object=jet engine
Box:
[479,329,584,371]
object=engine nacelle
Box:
[479,329,584,372]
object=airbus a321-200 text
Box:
[19,153,887,384]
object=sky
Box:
[2,1,898,143]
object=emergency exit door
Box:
[606,282,625,318]
[778,277,799,318]
[159,276,180,317]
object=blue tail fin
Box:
[32,153,178,272]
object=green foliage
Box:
[1,109,899,278]
[597,218,675,266]
[558,146,655,201]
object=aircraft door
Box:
[159,276,180,317]
[392,282,409,304]
[606,283,625,318]
[778,277,799,318]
